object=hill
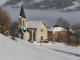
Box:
[3,0,77,9]
[0,34,80,60]
[0,0,8,5]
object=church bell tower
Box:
[18,5,29,40]
[18,5,27,28]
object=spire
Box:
[20,5,26,18]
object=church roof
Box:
[27,21,43,28]
[20,5,26,18]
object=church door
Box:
[41,36,43,41]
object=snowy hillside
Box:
[61,1,80,11]
[3,0,76,9]
[0,34,80,60]
[0,0,8,5]
[0,34,55,60]
[34,0,44,3]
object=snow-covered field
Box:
[0,34,80,60]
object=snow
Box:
[18,16,22,18]
[48,27,66,32]
[0,0,8,5]
[27,21,42,28]
[34,0,44,3]
[53,27,67,31]
[69,28,76,33]
[0,34,80,60]
[34,42,80,60]
[48,27,54,31]
[62,1,80,11]
[14,1,23,7]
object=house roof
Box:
[48,27,67,32]
[48,27,54,31]
[27,21,43,28]
[53,27,67,31]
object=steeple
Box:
[20,5,26,18]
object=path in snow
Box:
[49,48,80,57]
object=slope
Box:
[0,34,69,60]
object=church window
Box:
[20,20,21,26]
[41,29,43,32]
[23,21,25,26]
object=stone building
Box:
[48,27,67,42]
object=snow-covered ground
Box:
[34,42,80,60]
[0,34,80,60]
[62,1,80,11]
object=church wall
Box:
[21,18,26,27]
[36,23,47,42]
[18,18,26,27]
[23,32,29,40]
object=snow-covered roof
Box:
[18,16,22,18]
[53,27,67,32]
[48,27,54,31]
[27,21,43,28]
[48,27,67,32]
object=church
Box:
[18,5,48,42]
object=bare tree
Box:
[55,17,71,45]
[55,17,70,30]
[72,23,80,30]
[71,23,80,45]
[0,6,11,34]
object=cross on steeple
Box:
[20,4,26,18]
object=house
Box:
[18,5,47,42]
[48,26,67,42]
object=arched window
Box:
[41,29,43,32]
[20,20,21,26]
[23,21,25,26]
